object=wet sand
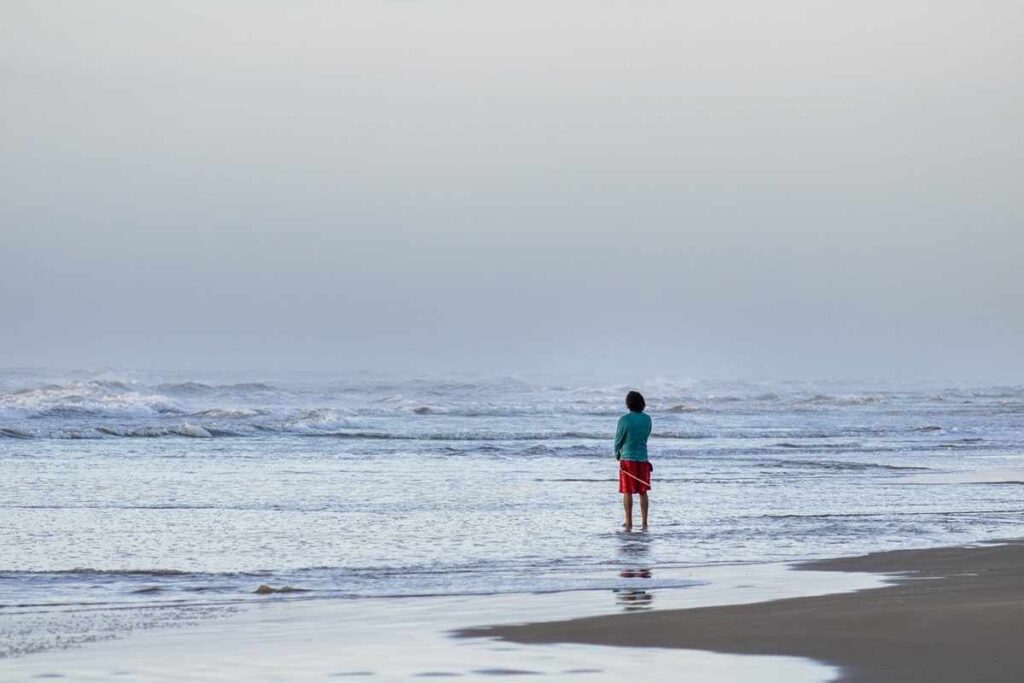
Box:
[1,565,867,682]
[460,542,1024,682]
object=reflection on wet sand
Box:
[614,531,655,610]
[614,588,654,611]
[615,567,654,611]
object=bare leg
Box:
[622,493,633,531]
[639,492,649,530]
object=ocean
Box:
[2,369,1023,660]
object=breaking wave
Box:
[0,381,182,418]
[190,408,269,419]
[97,424,214,438]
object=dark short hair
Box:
[625,391,646,412]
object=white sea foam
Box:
[191,408,268,419]
[0,381,180,418]
[278,408,358,432]
[175,423,213,438]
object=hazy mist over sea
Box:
[2,1,1022,380]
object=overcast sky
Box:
[2,1,1021,380]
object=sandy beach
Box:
[460,541,1024,682]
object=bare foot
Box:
[622,522,632,532]
[641,524,649,531]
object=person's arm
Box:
[613,417,627,460]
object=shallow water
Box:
[2,562,887,682]
[1,370,1023,656]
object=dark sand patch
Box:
[460,542,1024,683]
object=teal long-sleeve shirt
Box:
[614,411,651,461]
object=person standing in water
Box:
[614,390,652,531]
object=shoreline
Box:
[1,560,885,682]
[459,541,1024,682]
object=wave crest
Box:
[0,381,181,418]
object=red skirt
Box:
[619,460,652,494]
